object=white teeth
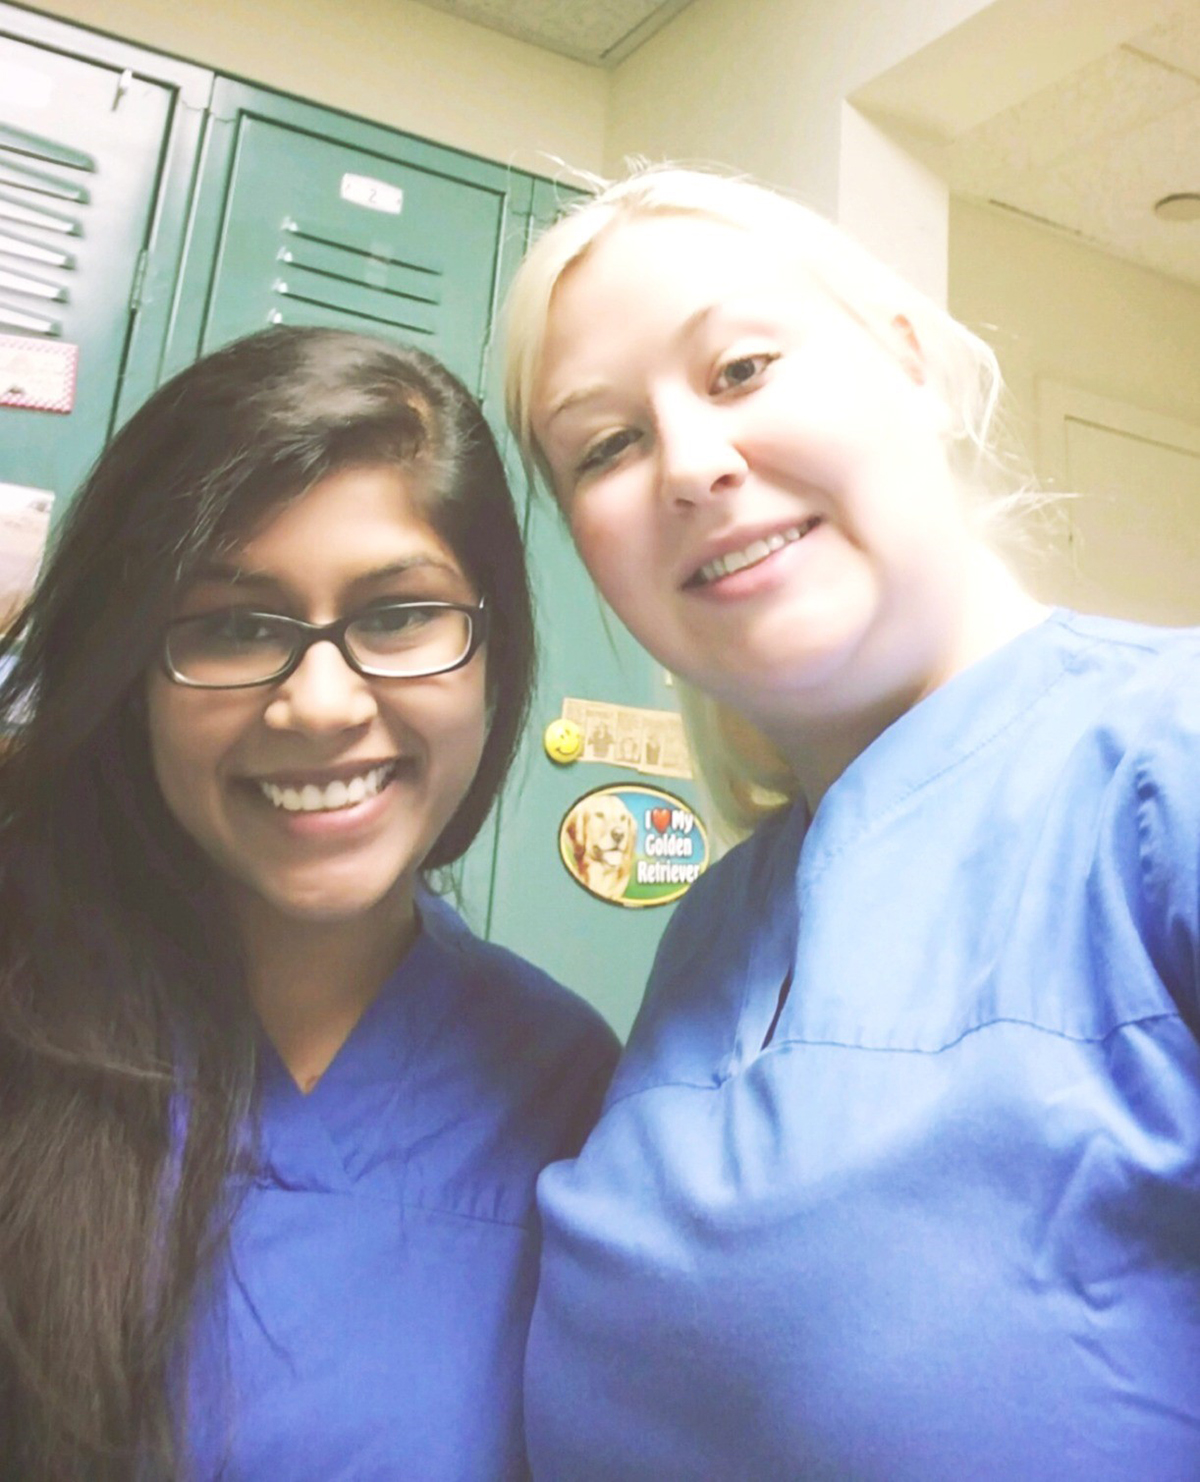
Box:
[257,763,396,813]
[694,521,816,586]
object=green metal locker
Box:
[0,3,209,516]
[162,77,533,395]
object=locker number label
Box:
[340,173,404,215]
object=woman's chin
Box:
[232,866,418,934]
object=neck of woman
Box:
[234,884,420,1093]
[768,548,1049,814]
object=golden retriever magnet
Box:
[559,785,709,908]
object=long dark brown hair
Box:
[0,327,535,1478]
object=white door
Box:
[1038,382,1200,627]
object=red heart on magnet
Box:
[650,807,671,833]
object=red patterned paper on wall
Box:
[0,481,54,630]
[0,335,79,414]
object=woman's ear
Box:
[889,314,955,437]
[889,314,927,387]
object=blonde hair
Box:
[503,164,1033,841]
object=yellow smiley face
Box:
[543,718,584,764]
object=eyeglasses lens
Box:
[167,613,294,687]
[345,606,472,675]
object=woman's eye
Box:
[354,604,430,637]
[576,428,639,478]
[196,610,279,649]
[712,353,777,393]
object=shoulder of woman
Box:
[417,886,620,1065]
[608,806,800,1080]
[647,806,792,956]
[1124,631,1200,855]
[1081,616,1200,779]
[1084,623,1200,1017]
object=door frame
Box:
[1037,377,1200,490]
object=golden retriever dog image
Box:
[563,793,637,901]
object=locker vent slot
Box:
[0,126,93,339]
[272,218,442,339]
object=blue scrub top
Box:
[185,893,618,1480]
[527,612,1200,1481]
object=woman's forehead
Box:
[547,213,840,342]
[540,217,829,381]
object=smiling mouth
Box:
[255,762,400,814]
[687,517,822,588]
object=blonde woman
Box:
[504,168,1200,1480]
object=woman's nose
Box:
[262,640,378,735]
[656,396,748,507]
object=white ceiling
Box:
[411,0,696,66]
[902,5,1200,290]
[419,0,1199,290]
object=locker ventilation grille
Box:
[273,219,442,338]
[0,123,91,338]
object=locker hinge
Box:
[128,248,149,314]
[112,68,133,112]
[478,330,492,396]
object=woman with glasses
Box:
[0,325,617,1480]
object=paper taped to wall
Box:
[561,697,693,780]
[0,482,54,629]
[0,336,78,413]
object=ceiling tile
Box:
[411,0,696,66]
[935,13,1200,291]
[1128,8,1200,81]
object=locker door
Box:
[167,80,529,395]
[0,7,208,513]
[483,181,707,1039]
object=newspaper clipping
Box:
[560,697,693,781]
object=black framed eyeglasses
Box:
[162,600,488,690]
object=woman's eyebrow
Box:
[544,303,728,427]
[343,557,466,593]
[187,561,277,589]
[188,556,457,590]
[545,383,608,427]
[677,303,720,339]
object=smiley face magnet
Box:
[543,717,584,765]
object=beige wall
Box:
[604,0,997,211]
[28,0,997,309]
[34,0,608,176]
[950,196,1200,619]
[601,0,1016,312]
[950,196,1200,438]
[36,0,998,203]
